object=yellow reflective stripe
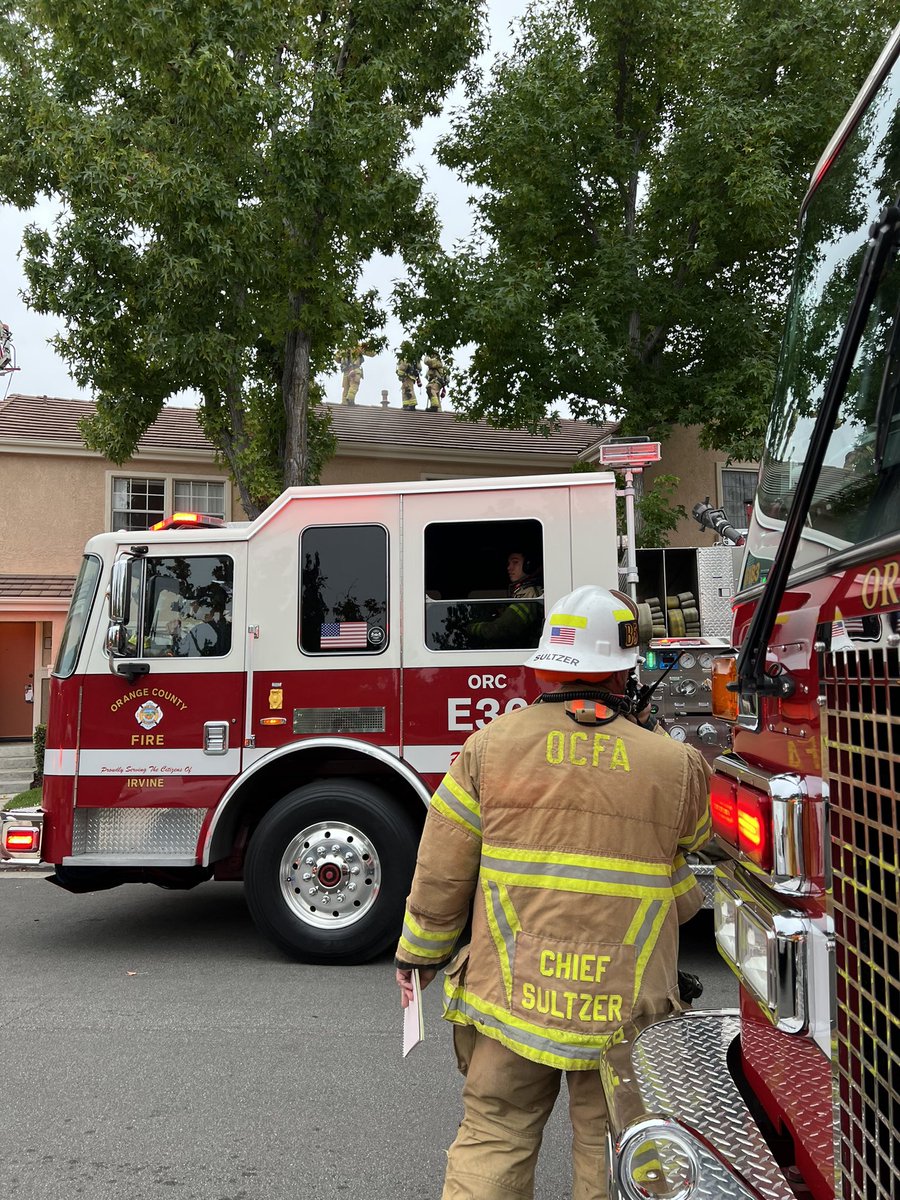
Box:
[443,980,612,1069]
[633,900,671,1000]
[482,869,662,898]
[679,807,712,851]
[482,878,514,1005]
[398,935,453,961]
[443,774,480,821]
[623,898,651,946]
[611,608,633,621]
[403,912,459,943]
[671,871,699,898]
[484,843,669,876]
[431,792,481,838]
[497,881,522,939]
[509,604,529,620]
[550,613,588,628]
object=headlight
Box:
[713,881,738,968]
[619,1127,699,1200]
[738,905,771,1006]
[717,861,809,1033]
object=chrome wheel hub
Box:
[280,821,381,928]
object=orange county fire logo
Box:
[135,700,164,731]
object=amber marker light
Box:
[711,656,739,721]
[259,718,288,726]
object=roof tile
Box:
[0,574,76,599]
[0,393,614,459]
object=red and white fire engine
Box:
[603,25,900,1200]
[2,473,621,962]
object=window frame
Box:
[717,463,759,535]
[105,470,231,532]
[298,522,391,657]
[118,552,235,660]
[422,515,546,654]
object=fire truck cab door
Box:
[77,541,247,842]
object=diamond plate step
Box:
[602,1010,794,1200]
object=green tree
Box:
[396,0,896,461]
[0,0,483,515]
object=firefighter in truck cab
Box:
[395,586,712,1200]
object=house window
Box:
[110,475,227,531]
[112,477,165,530]
[173,479,226,518]
[299,525,388,654]
[720,468,758,532]
[424,519,544,651]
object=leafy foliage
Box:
[396,0,896,461]
[634,475,687,549]
[32,722,45,784]
[0,0,483,515]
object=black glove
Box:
[677,969,703,1003]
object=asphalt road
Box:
[0,871,735,1200]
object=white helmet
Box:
[526,586,639,674]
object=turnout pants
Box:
[442,1027,609,1200]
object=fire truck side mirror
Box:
[106,622,128,656]
[109,558,132,624]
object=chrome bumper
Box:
[0,808,44,863]
[601,1010,793,1200]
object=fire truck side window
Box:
[123,555,234,658]
[299,525,388,654]
[423,519,544,651]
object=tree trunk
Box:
[282,310,311,489]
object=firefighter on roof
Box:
[422,352,447,411]
[395,586,712,1200]
[335,343,372,405]
[396,343,422,409]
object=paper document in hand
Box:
[402,969,424,1057]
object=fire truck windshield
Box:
[742,49,900,590]
[54,555,102,678]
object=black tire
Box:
[244,778,420,964]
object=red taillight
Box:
[710,773,738,843]
[736,787,772,871]
[5,827,39,853]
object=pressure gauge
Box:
[668,725,687,742]
[699,653,714,670]
[679,652,696,669]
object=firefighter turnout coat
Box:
[396,700,712,1071]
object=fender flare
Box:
[201,738,431,867]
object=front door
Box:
[70,544,248,862]
[0,622,34,739]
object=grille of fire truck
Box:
[292,707,386,735]
[822,646,900,1200]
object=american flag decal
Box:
[320,621,369,650]
[549,625,576,646]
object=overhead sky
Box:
[0,2,525,413]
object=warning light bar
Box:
[596,441,662,468]
[150,512,226,531]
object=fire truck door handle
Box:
[204,722,229,755]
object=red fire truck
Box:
[603,25,900,1200]
[1,473,621,962]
